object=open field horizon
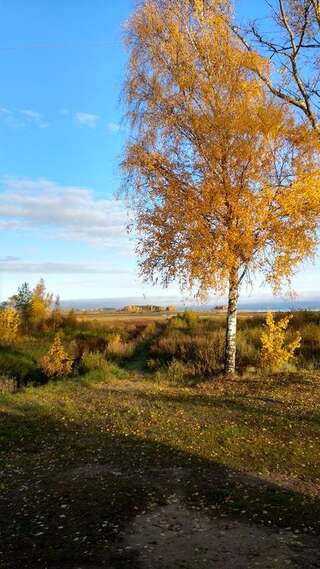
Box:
[61,296,320,312]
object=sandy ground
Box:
[65,464,320,569]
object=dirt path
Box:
[125,500,309,568]
[64,464,320,569]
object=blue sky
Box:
[0,0,319,304]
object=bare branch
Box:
[232,0,320,136]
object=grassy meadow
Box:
[1,310,320,568]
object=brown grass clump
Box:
[0,375,18,394]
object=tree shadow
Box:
[106,380,320,428]
[1,395,320,569]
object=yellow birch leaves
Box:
[123,0,320,299]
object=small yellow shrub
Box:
[0,307,21,344]
[40,334,73,378]
[168,316,187,330]
[141,321,157,339]
[182,310,199,328]
[106,334,135,358]
[260,312,301,370]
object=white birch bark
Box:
[224,271,239,376]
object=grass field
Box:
[75,310,173,324]
[1,358,320,568]
[74,309,264,324]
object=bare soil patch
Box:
[125,498,320,569]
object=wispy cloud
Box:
[19,109,49,128]
[107,121,121,134]
[75,112,100,128]
[0,256,21,262]
[0,106,49,128]
[19,109,42,121]
[0,259,132,274]
[0,177,132,250]
[0,106,117,131]
[0,105,24,128]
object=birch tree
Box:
[122,0,320,375]
[234,0,320,136]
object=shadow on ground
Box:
[0,398,319,569]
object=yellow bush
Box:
[40,334,73,378]
[106,334,135,359]
[0,307,21,344]
[260,312,301,370]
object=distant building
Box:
[121,305,176,313]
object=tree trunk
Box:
[224,270,239,377]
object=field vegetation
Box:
[1,297,320,396]
[1,283,320,567]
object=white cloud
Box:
[0,220,24,230]
[19,109,49,128]
[107,121,121,134]
[0,177,132,250]
[19,109,42,121]
[0,259,132,274]
[0,106,49,128]
[0,256,20,262]
[75,112,100,128]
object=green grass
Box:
[1,366,320,568]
